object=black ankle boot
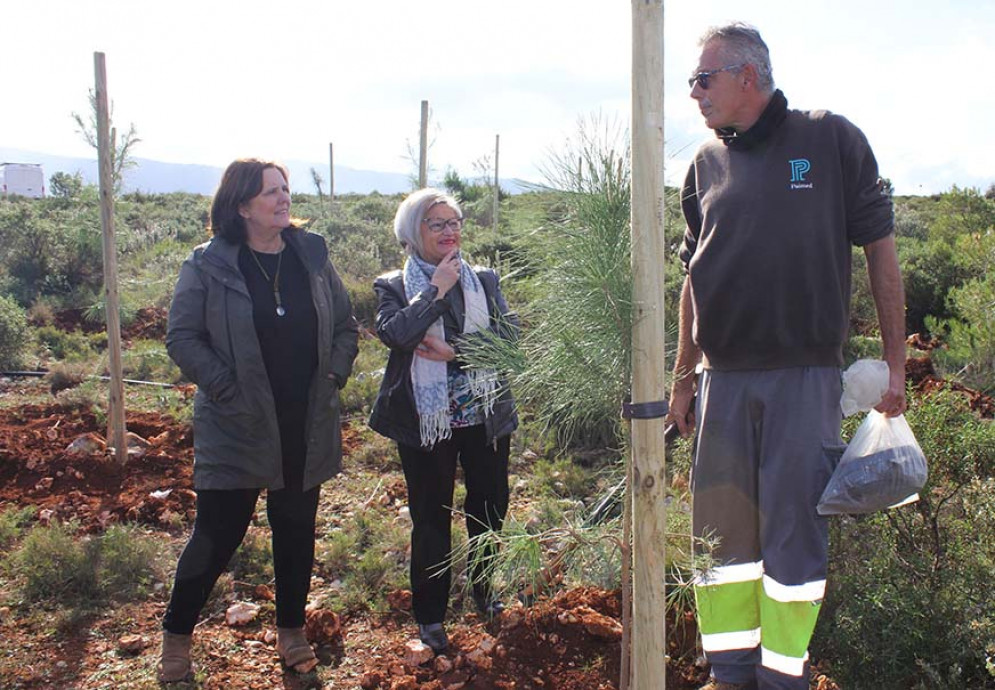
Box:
[418,622,449,653]
[472,591,505,617]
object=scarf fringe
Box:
[467,367,498,416]
[419,409,452,448]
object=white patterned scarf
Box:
[404,255,499,447]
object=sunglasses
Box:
[688,63,744,90]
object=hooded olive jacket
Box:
[166,228,359,491]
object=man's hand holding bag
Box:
[817,359,928,516]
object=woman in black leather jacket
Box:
[369,188,518,654]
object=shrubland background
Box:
[0,153,994,688]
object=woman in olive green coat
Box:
[159,159,358,682]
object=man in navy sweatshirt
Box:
[666,22,907,690]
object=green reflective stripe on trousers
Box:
[759,588,821,659]
[695,579,760,635]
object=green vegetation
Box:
[315,505,409,615]
[0,160,993,686]
[10,521,162,607]
[0,505,37,550]
[816,387,995,687]
[0,294,29,368]
[227,527,274,583]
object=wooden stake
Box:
[419,100,429,188]
[94,52,128,466]
[492,134,500,233]
[328,142,335,206]
[629,2,667,688]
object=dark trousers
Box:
[164,403,320,633]
[162,483,320,634]
[398,425,511,624]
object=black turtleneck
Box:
[715,89,789,151]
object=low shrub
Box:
[0,294,29,368]
[227,527,274,583]
[316,505,408,615]
[12,521,161,607]
[121,340,182,384]
[0,505,37,551]
[339,336,387,416]
[34,324,104,362]
[814,388,995,688]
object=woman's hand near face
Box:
[429,249,461,298]
[415,334,456,361]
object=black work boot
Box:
[417,622,449,654]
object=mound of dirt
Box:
[43,306,168,342]
[906,355,995,418]
[357,587,709,690]
[0,403,196,532]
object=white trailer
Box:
[0,163,45,198]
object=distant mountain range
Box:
[0,147,532,196]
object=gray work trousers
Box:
[692,366,844,690]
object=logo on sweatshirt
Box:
[789,159,813,189]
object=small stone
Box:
[117,634,145,654]
[360,671,386,689]
[433,655,453,673]
[476,634,497,654]
[305,608,342,644]
[65,433,106,456]
[439,668,470,689]
[390,677,418,690]
[225,601,260,626]
[386,589,413,611]
[404,639,434,667]
[500,609,523,629]
[466,648,493,670]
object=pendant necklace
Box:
[249,245,286,316]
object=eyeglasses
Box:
[422,217,463,234]
[688,64,744,90]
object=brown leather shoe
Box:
[277,626,319,673]
[158,631,193,682]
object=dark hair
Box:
[209,158,290,243]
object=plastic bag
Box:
[817,410,927,515]
[840,359,890,417]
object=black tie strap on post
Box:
[621,398,669,420]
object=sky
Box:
[3,0,993,196]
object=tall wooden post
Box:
[94,52,128,466]
[629,2,667,688]
[419,100,429,188]
[492,134,500,233]
[328,142,335,207]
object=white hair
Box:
[700,22,775,94]
[393,188,462,259]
